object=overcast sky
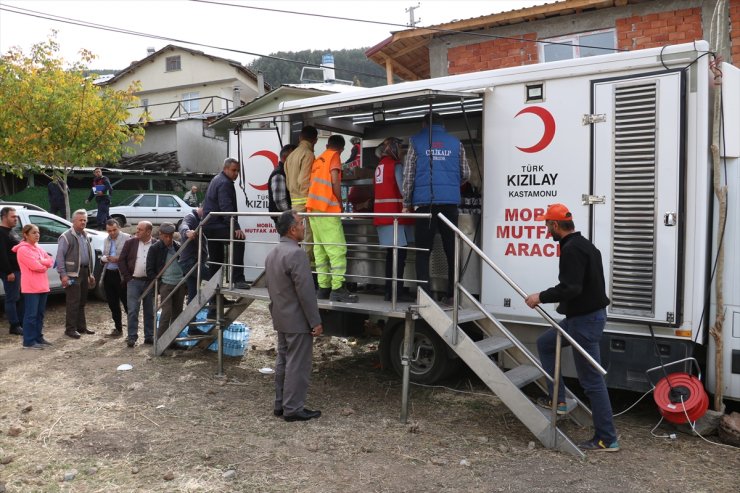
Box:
[0,0,552,70]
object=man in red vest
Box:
[306,135,358,303]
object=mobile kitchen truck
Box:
[218,40,738,416]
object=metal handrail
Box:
[437,212,606,376]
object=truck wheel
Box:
[387,322,451,384]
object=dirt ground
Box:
[0,295,739,493]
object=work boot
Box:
[317,287,331,300]
[330,285,359,303]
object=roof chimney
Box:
[147,47,156,56]
[257,71,265,97]
[233,86,241,109]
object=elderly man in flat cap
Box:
[146,223,186,339]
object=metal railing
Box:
[436,212,606,437]
[139,210,433,349]
[202,210,432,310]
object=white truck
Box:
[225,41,739,402]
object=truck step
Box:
[475,336,514,356]
[505,365,543,388]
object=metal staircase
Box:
[416,289,590,456]
[401,213,610,458]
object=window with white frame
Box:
[182,92,200,113]
[166,55,181,71]
[540,29,616,63]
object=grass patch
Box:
[4,187,191,213]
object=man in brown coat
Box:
[265,210,323,422]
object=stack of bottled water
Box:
[207,321,250,357]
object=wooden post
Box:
[385,58,394,86]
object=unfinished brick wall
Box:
[448,33,538,75]
[615,7,703,51]
[731,0,740,64]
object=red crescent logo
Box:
[248,150,279,191]
[514,106,556,153]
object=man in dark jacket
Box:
[47,176,68,219]
[146,223,185,337]
[267,144,297,224]
[85,167,113,230]
[525,203,619,453]
[118,221,155,347]
[0,207,24,335]
[202,157,249,289]
[265,210,323,422]
[402,113,470,305]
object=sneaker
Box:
[233,280,251,290]
[577,438,620,452]
[536,396,568,415]
[37,338,53,347]
[329,286,359,303]
[317,287,331,300]
[9,325,23,336]
[23,343,44,350]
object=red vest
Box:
[373,156,413,226]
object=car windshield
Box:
[117,195,139,206]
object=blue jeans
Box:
[178,258,208,304]
[2,271,24,328]
[22,292,47,347]
[536,308,617,444]
[126,279,154,341]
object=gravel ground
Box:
[0,295,738,492]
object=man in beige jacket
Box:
[284,125,318,268]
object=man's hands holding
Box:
[311,324,323,337]
[524,292,541,308]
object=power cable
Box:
[0,3,388,81]
[192,0,628,53]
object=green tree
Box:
[248,48,392,87]
[0,34,145,217]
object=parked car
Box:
[0,200,46,212]
[86,193,191,227]
[0,207,106,299]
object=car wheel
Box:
[387,321,453,384]
[112,215,126,227]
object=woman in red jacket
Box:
[12,224,54,349]
[374,137,415,301]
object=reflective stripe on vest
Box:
[306,149,341,213]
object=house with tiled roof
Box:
[367,0,737,81]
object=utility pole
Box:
[406,3,421,27]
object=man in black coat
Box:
[47,176,68,219]
[202,157,249,289]
[525,203,619,453]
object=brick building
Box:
[366,0,738,82]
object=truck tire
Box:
[387,322,452,384]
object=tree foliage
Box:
[0,35,145,181]
[247,48,392,87]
